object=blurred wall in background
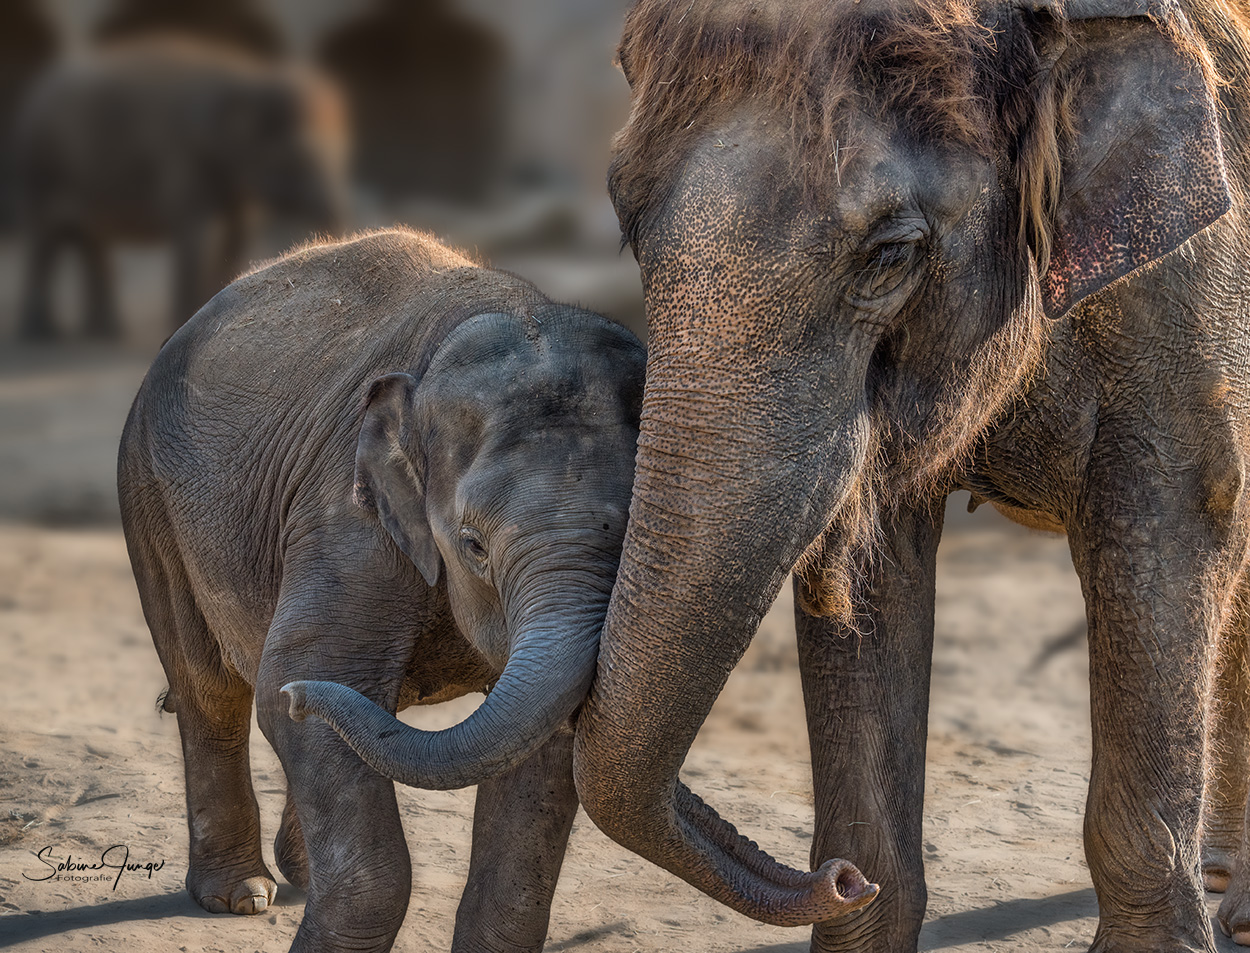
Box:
[3,0,643,345]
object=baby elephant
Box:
[118,227,644,953]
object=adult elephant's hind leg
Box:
[79,229,120,339]
[274,787,310,891]
[129,537,275,914]
[453,724,578,953]
[1203,585,1250,897]
[18,224,62,340]
[797,502,942,953]
[1070,462,1222,953]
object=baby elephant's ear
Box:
[353,373,442,587]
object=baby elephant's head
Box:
[281,308,644,789]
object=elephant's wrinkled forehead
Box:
[658,109,987,246]
[611,0,1005,246]
[418,312,643,453]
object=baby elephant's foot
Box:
[188,863,277,915]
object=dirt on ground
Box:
[0,338,1238,953]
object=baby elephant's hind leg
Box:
[275,788,310,891]
[133,542,275,915]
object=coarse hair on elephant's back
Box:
[165,226,548,420]
[613,0,1091,272]
[211,228,503,361]
[234,226,481,285]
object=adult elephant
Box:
[569,0,1250,951]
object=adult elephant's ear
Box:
[353,373,442,586]
[1030,0,1231,317]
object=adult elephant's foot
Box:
[187,861,277,915]
[1218,868,1250,946]
[1202,844,1235,893]
[809,885,925,953]
[274,791,310,891]
[1088,920,1216,953]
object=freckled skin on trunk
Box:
[576,261,884,923]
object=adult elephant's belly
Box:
[963,471,1068,535]
[961,457,1071,536]
[987,498,1067,534]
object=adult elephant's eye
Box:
[862,241,919,299]
[459,527,488,563]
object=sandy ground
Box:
[0,335,1239,952]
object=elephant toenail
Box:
[240,894,269,915]
[203,895,229,914]
[1205,869,1231,892]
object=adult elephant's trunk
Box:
[282,596,601,790]
[573,349,879,926]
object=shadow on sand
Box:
[0,892,192,948]
[0,887,1101,951]
[723,887,1099,953]
[919,888,1097,948]
[0,884,307,949]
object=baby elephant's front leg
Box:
[453,726,579,953]
[257,651,411,953]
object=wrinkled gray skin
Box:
[17,36,347,340]
[558,0,1248,951]
[117,228,643,953]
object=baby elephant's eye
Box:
[459,527,488,562]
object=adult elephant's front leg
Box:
[453,724,578,953]
[797,501,943,953]
[255,569,415,953]
[1069,459,1226,953]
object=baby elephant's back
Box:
[118,228,546,616]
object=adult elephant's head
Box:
[574,0,1231,927]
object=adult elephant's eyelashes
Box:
[863,241,921,297]
[843,237,926,310]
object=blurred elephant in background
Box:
[16,35,348,340]
[119,227,644,953]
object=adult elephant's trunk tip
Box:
[815,858,879,914]
[574,736,880,926]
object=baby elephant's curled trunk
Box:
[282,617,598,789]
